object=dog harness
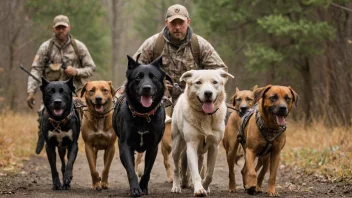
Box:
[238,106,287,157]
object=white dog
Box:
[171,69,234,196]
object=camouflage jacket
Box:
[133,27,227,100]
[27,34,96,94]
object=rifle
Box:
[19,64,41,83]
[62,56,67,70]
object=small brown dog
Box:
[236,85,298,196]
[223,86,257,192]
[81,81,117,190]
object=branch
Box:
[331,2,352,13]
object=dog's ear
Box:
[40,77,50,92]
[151,55,162,68]
[254,84,272,104]
[80,82,88,98]
[108,81,117,97]
[180,70,193,83]
[251,85,258,92]
[288,86,299,107]
[235,87,240,93]
[127,55,139,70]
[219,70,234,84]
[65,77,76,94]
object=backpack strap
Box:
[70,36,82,67]
[153,32,202,68]
[153,32,165,60]
[45,40,55,65]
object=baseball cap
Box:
[53,15,70,27]
[165,4,189,22]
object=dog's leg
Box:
[186,141,207,197]
[101,144,116,189]
[256,155,270,193]
[198,154,205,179]
[267,151,281,197]
[58,147,67,181]
[85,143,101,190]
[202,144,218,194]
[226,138,240,192]
[171,133,185,193]
[46,144,61,190]
[244,149,257,195]
[134,152,144,178]
[63,141,78,190]
[180,151,191,189]
[161,143,173,183]
[118,142,143,197]
[139,147,158,195]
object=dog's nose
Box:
[54,99,62,105]
[204,91,213,98]
[279,105,287,113]
[142,85,152,93]
[240,106,248,112]
[95,96,102,102]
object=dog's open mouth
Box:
[53,108,64,116]
[94,104,104,113]
[272,113,287,127]
[140,95,153,107]
[197,97,215,114]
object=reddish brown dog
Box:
[81,81,117,190]
[237,85,298,196]
[223,86,257,192]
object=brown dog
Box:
[235,85,298,196]
[223,86,257,192]
[81,81,117,190]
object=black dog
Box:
[40,77,81,190]
[113,55,172,197]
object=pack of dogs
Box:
[39,55,299,197]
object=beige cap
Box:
[53,15,70,27]
[165,4,189,22]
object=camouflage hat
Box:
[53,15,70,27]
[166,4,189,22]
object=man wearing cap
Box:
[133,4,227,105]
[26,15,96,154]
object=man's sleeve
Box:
[27,42,47,94]
[76,41,96,77]
[132,34,159,64]
[197,35,228,72]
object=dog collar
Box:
[128,103,161,123]
[48,109,75,132]
[84,108,114,119]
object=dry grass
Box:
[282,119,352,183]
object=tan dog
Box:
[81,81,117,190]
[236,85,298,196]
[223,86,257,192]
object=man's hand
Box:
[27,93,35,109]
[64,66,78,76]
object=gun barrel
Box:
[20,65,41,83]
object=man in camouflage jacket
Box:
[133,4,227,104]
[26,15,96,154]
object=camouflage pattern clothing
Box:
[133,27,227,101]
[27,34,96,95]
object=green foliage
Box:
[25,0,111,76]
[244,44,284,71]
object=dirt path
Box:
[0,146,350,198]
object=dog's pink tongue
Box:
[95,105,104,113]
[141,96,153,107]
[202,102,214,114]
[54,109,63,116]
[276,116,286,126]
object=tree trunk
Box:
[111,0,124,87]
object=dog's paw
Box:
[141,188,148,195]
[194,188,208,197]
[171,186,181,193]
[92,182,102,191]
[63,173,73,189]
[166,177,173,183]
[267,191,280,197]
[52,177,62,190]
[62,183,71,190]
[130,187,143,197]
[256,186,263,193]
[101,181,109,190]
[181,179,191,189]
[228,188,236,193]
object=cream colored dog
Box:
[171,69,234,196]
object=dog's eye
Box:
[103,89,109,93]
[213,81,218,84]
[59,88,64,93]
[153,76,158,81]
[246,97,253,101]
[269,95,278,102]
[236,98,242,102]
[196,81,202,85]
[285,96,291,103]
[89,89,95,94]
